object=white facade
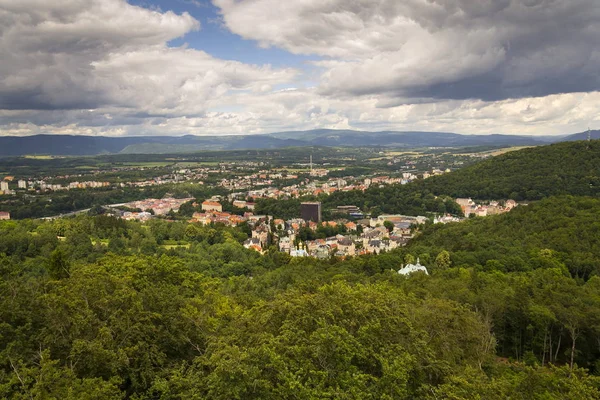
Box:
[398,259,429,275]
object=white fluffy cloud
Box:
[0,0,599,137]
[0,0,296,112]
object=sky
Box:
[0,0,599,137]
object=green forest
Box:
[1,194,600,398]
[395,140,600,201]
[2,141,600,398]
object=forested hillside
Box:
[408,196,600,279]
[1,196,600,398]
[408,140,600,200]
[255,141,600,218]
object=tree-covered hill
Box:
[255,141,599,219]
[2,197,600,398]
[407,196,600,279]
[408,140,600,200]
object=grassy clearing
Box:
[120,162,174,167]
[385,151,422,156]
[272,167,309,173]
[23,155,55,160]
[455,146,533,157]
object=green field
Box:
[120,162,174,167]
[22,155,56,160]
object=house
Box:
[505,199,518,210]
[455,198,474,208]
[233,200,247,208]
[202,201,222,212]
[313,244,331,259]
[361,227,387,247]
[345,221,357,231]
[0,211,10,220]
[252,224,270,246]
[393,221,412,235]
[337,237,356,256]
[456,198,475,216]
[243,238,262,251]
[366,239,383,254]
[389,235,408,248]
[278,236,293,253]
[306,239,326,254]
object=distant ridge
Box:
[560,129,600,142]
[0,129,576,156]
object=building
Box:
[301,201,321,222]
[337,238,356,256]
[398,258,428,275]
[0,212,10,220]
[456,198,475,216]
[336,205,361,214]
[243,238,262,251]
[202,200,223,212]
[18,180,27,189]
[233,200,247,208]
[0,181,8,192]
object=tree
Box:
[435,250,451,270]
[383,220,394,233]
[47,248,70,279]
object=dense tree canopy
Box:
[1,193,600,398]
[395,140,600,201]
[3,140,600,398]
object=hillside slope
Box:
[407,196,600,279]
[407,140,600,200]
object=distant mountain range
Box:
[0,129,595,156]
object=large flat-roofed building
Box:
[202,200,223,212]
[301,202,321,222]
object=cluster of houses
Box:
[238,211,423,259]
[122,197,194,216]
[190,200,248,226]
[455,198,518,217]
[288,228,411,259]
[1,176,111,193]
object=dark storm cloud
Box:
[217,0,600,101]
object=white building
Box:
[398,259,429,276]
